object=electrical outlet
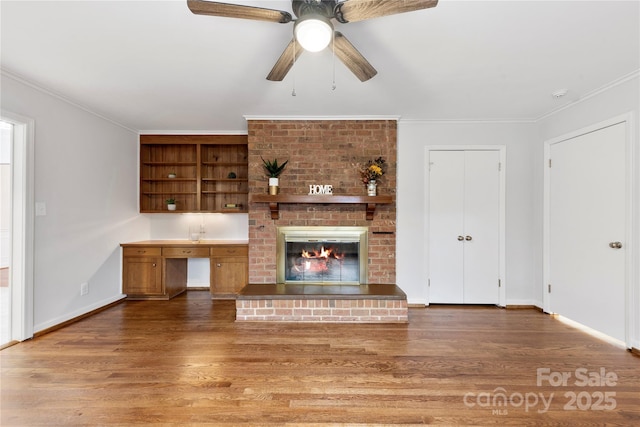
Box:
[80,282,89,296]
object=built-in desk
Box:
[120,240,248,300]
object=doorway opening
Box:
[1,121,12,346]
[0,111,35,347]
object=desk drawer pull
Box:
[182,250,192,254]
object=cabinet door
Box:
[211,257,248,296]
[123,257,163,295]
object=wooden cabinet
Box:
[140,135,248,213]
[210,246,249,298]
[122,247,163,298]
[121,241,248,300]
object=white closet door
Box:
[428,150,500,304]
[549,122,626,342]
[429,151,465,303]
[463,151,500,304]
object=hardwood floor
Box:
[1,291,638,426]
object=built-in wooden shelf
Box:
[250,194,393,220]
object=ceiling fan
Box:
[187,0,439,82]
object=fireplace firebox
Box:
[276,226,368,285]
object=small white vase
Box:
[268,177,279,195]
[367,180,377,196]
[167,204,177,211]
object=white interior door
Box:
[428,150,500,304]
[463,151,500,304]
[429,151,465,303]
[549,122,626,342]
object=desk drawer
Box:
[162,247,210,257]
[123,247,162,257]
[210,246,248,257]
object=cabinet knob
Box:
[217,263,222,268]
[457,236,464,241]
[152,263,156,267]
[138,250,146,254]
[465,236,473,241]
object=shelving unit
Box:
[140,135,248,213]
[200,143,249,212]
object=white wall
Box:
[397,121,538,306]
[536,75,640,349]
[1,74,149,332]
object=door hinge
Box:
[428,278,431,287]
[548,159,552,168]
[548,284,551,293]
[498,162,502,172]
[498,279,501,288]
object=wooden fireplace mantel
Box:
[250,194,393,220]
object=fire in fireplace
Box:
[276,226,368,285]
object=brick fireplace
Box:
[239,118,404,323]
[247,119,397,284]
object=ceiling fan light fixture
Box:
[294,14,333,52]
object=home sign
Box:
[308,184,333,195]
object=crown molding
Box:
[1,67,137,134]
[399,118,536,124]
[536,69,640,122]
[243,115,401,121]
[138,130,247,135]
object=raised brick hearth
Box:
[236,284,408,323]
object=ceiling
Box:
[1,0,639,132]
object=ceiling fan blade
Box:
[333,32,377,82]
[335,0,438,23]
[267,38,303,81]
[187,0,292,23]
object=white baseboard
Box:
[34,294,126,333]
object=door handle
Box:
[465,236,473,241]
[609,241,623,249]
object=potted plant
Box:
[166,198,177,211]
[167,172,177,178]
[261,157,289,195]
[359,157,386,196]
